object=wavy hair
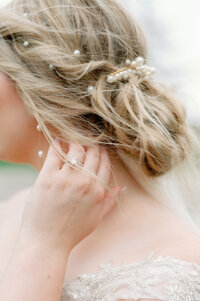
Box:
[0,0,200,232]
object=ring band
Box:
[69,157,82,167]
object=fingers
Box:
[61,143,86,173]
[67,143,86,165]
[40,138,63,174]
[97,147,112,186]
[83,145,100,173]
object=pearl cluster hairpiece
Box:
[21,24,155,91]
[106,56,156,84]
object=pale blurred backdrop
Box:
[0,0,200,200]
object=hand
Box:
[18,140,121,253]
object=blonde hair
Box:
[0,0,200,231]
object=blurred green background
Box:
[0,161,37,201]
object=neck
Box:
[93,152,157,234]
[109,153,152,209]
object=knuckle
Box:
[94,184,104,201]
[83,177,92,189]
[77,145,85,154]
[79,177,92,192]
[54,174,68,190]
[69,144,85,156]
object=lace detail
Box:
[61,252,200,301]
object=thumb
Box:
[100,186,122,220]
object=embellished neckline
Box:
[63,251,200,287]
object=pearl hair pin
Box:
[23,41,29,47]
[36,121,82,165]
[36,123,43,158]
[87,85,94,94]
[49,63,54,70]
[106,56,156,84]
[36,124,41,131]
[73,49,80,56]
[38,150,43,158]
[21,40,155,93]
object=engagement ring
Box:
[69,157,82,167]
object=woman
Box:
[0,0,200,300]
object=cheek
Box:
[0,75,28,142]
[0,100,35,161]
[0,100,26,134]
[0,74,36,162]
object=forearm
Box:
[0,237,70,301]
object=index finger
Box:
[97,148,112,186]
[40,138,63,174]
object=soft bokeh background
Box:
[0,0,200,200]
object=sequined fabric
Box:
[61,252,200,301]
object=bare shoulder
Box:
[3,186,32,206]
[0,187,32,222]
[7,186,32,202]
[154,202,200,266]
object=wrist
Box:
[15,232,71,260]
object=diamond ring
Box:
[69,157,82,167]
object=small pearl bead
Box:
[131,61,136,67]
[125,59,131,66]
[36,124,41,131]
[23,41,29,47]
[87,85,94,93]
[38,150,43,158]
[73,49,80,56]
[150,67,156,75]
[107,76,114,83]
[49,63,54,70]
[135,56,144,66]
[23,13,28,17]
[123,74,129,80]
[141,64,149,73]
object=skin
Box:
[0,72,200,300]
[0,72,49,169]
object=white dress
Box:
[61,251,200,301]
